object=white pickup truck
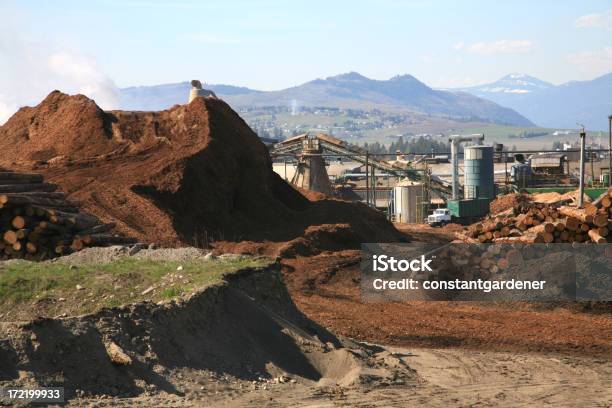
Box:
[427,208,452,227]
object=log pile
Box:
[456,189,612,244]
[431,244,581,300]
[0,171,136,260]
[435,244,537,282]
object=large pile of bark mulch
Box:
[489,193,530,216]
[0,91,405,248]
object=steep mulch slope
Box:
[0,91,404,247]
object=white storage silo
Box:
[393,180,426,223]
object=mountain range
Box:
[119,71,612,131]
[120,72,533,127]
[456,73,612,130]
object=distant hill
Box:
[120,82,261,111]
[119,72,534,126]
[456,73,612,130]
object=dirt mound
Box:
[489,193,530,215]
[278,224,363,258]
[0,263,414,401]
[0,92,404,247]
[0,91,118,162]
[296,187,329,201]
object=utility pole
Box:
[578,125,586,207]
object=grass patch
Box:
[0,256,272,319]
[161,286,185,299]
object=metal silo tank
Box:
[393,181,426,223]
[463,145,494,199]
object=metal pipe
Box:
[504,152,508,188]
[590,147,594,187]
[448,133,484,200]
[272,148,612,159]
[579,129,586,207]
[365,152,370,206]
[372,165,376,207]
[451,140,458,199]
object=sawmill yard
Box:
[0,92,610,406]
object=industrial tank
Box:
[511,163,531,188]
[393,181,426,223]
[463,145,494,199]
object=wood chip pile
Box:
[0,171,136,260]
[456,188,612,244]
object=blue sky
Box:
[0,0,610,118]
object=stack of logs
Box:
[457,189,612,244]
[0,171,136,260]
[435,244,541,280]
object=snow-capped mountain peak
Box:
[478,73,555,94]
[452,72,612,130]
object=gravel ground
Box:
[49,245,247,265]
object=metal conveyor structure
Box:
[271,132,454,199]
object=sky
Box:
[1,0,611,121]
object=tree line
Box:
[354,136,453,155]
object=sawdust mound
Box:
[0,91,117,161]
[0,92,404,248]
[489,193,530,215]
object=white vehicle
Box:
[427,208,451,227]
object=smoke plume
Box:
[0,28,119,124]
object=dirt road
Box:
[68,347,611,407]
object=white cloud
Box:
[184,33,241,44]
[575,10,612,30]
[0,99,14,125]
[0,29,119,124]
[454,42,464,51]
[567,47,612,77]
[463,40,535,54]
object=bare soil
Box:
[282,251,612,357]
[1,245,610,407]
[0,258,415,405]
[59,347,612,407]
[394,222,464,243]
[212,221,612,358]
